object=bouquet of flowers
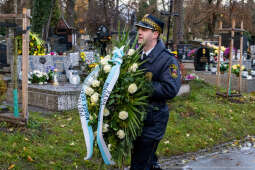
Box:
[17,32,46,56]
[46,66,56,82]
[232,64,245,77]
[78,30,152,167]
[187,48,197,58]
[28,70,49,84]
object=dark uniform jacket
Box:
[140,40,181,140]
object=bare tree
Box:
[173,0,184,45]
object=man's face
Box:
[137,27,158,45]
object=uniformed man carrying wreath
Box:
[130,14,181,170]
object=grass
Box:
[0,80,255,169]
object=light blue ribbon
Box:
[97,47,124,165]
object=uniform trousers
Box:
[130,136,160,170]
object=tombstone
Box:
[251,58,255,70]
[0,43,7,67]
[194,47,210,71]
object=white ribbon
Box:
[78,66,99,160]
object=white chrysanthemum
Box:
[118,111,128,120]
[91,80,100,88]
[108,144,112,151]
[91,92,99,104]
[128,83,137,94]
[105,55,111,60]
[85,86,94,96]
[117,130,125,139]
[44,82,47,84]
[103,64,112,73]
[127,49,135,56]
[104,108,110,117]
[101,58,109,65]
[128,63,138,72]
[28,81,31,84]
[103,123,109,133]
[39,82,43,85]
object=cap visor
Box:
[135,22,154,30]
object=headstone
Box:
[194,47,210,71]
[252,58,255,69]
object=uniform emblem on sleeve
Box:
[145,72,153,81]
[169,64,178,79]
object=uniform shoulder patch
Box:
[169,64,178,79]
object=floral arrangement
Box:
[46,66,56,82]
[220,63,229,73]
[28,70,49,84]
[187,48,197,58]
[223,47,237,59]
[80,52,86,61]
[28,66,57,84]
[232,64,245,77]
[17,32,46,56]
[78,30,152,167]
[185,73,198,80]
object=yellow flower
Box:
[30,42,34,46]
[18,50,22,55]
[232,65,237,70]
[241,66,245,70]
[37,45,41,49]
[89,64,96,68]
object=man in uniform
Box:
[130,14,181,170]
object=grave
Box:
[195,71,255,93]
[6,51,96,111]
[7,83,82,111]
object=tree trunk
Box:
[173,0,184,45]
[44,0,55,41]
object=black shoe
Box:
[151,162,163,170]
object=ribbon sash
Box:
[78,66,99,160]
[97,47,124,165]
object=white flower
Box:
[127,49,135,56]
[91,92,99,104]
[85,86,94,96]
[128,63,138,72]
[91,80,100,88]
[117,130,125,139]
[118,111,128,120]
[39,82,43,85]
[44,82,47,84]
[104,108,110,117]
[103,124,109,133]
[128,83,137,94]
[89,115,93,121]
[108,144,112,151]
[28,81,31,84]
[105,55,111,60]
[103,64,112,73]
[101,58,109,65]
